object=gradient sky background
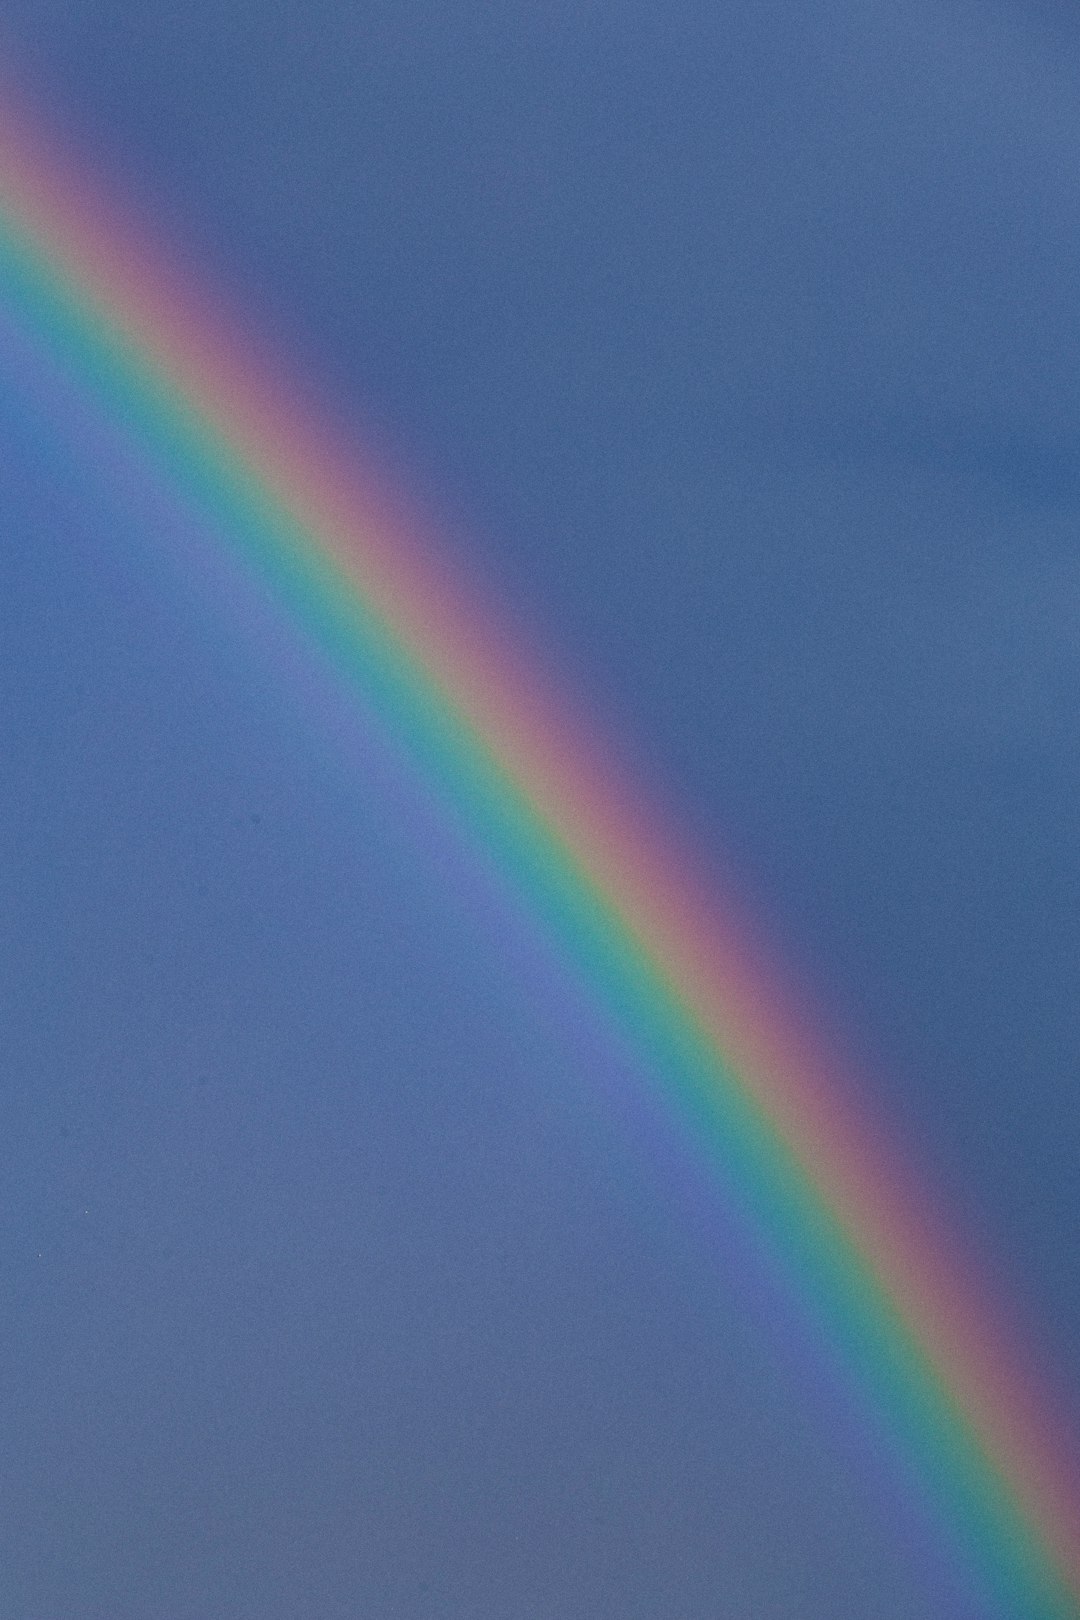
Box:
[2,3,1080,1616]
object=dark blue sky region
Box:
[2,3,1079,1616]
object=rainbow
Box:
[0,85,1077,1616]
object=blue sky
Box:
[2,3,1079,1615]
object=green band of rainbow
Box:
[0,89,1076,1615]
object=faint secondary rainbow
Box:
[0,87,1077,1616]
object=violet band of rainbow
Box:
[0,90,1077,1617]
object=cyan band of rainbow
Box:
[0,90,1077,1616]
